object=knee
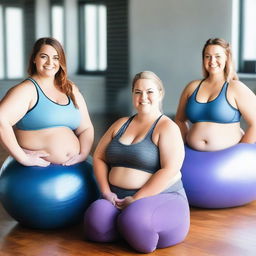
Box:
[84,199,119,242]
[117,195,190,253]
[117,203,159,253]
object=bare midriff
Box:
[109,167,152,189]
[15,127,80,164]
[186,122,243,151]
[109,167,181,190]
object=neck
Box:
[32,75,56,87]
[207,72,225,83]
[136,111,162,122]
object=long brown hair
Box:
[27,37,77,107]
[202,38,239,82]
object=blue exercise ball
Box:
[181,143,256,208]
[0,157,100,229]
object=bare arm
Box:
[0,82,50,166]
[233,81,256,143]
[63,85,94,165]
[93,118,128,203]
[174,82,194,142]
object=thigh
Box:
[84,199,120,242]
[117,193,190,252]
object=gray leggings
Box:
[110,179,187,199]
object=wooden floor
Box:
[0,114,256,256]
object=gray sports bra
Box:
[105,115,163,174]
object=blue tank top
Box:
[16,78,81,130]
[105,115,163,174]
[185,80,241,123]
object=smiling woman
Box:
[0,37,99,228]
[84,71,189,253]
[175,38,256,208]
[0,37,94,166]
[175,38,256,151]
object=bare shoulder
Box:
[103,116,129,136]
[111,117,129,129]
[70,82,87,104]
[4,79,36,98]
[229,80,255,95]
[182,79,201,96]
[157,115,181,135]
[70,82,80,94]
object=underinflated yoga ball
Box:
[181,143,256,208]
[0,156,100,229]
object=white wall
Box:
[2,0,255,115]
[129,0,233,115]
[0,0,105,113]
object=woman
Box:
[175,38,256,151]
[0,37,94,166]
[84,71,190,253]
[175,38,256,208]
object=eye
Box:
[147,90,154,94]
[134,91,141,94]
[53,56,59,60]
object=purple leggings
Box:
[84,192,190,253]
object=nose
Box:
[141,92,147,100]
[209,56,216,63]
[46,57,53,65]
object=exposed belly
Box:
[186,122,243,151]
[109,167,152,189]
[109,167,182,190]
[15,127,80,164]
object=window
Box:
[51,4,64,45]
[6,7,24,78]
[79,2,107,73]
[0,5,4,79]
[237,0,256,73]
[0,5,24,79]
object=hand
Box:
[62,153,86,166]
[115,196,135,210]
[102,192,119,206]
[21,150,50,167]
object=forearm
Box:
[175,120,189,142]
[133,169,180,201]
[93,158,111,194]
[78,126,94,159]
[240,125,256,143]
[0,123,27,163]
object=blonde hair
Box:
[202,38,239,82]
[132,71,165,111]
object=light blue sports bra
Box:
[16,78,81,130]
[185,80,241,123]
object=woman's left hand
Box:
[62,154,86,166]
[115,196,136,210]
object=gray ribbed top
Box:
[105,115,163,174]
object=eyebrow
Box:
[204,52,224,55]
[39,53,59,57]
[134,88,154,91]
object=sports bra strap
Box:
[26,77,40,90]
[147,114,163,137]
[115,115,136,138]
[114,114,163,139]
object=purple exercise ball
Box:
[181,143,256,208]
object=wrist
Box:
[79,151,88,161]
